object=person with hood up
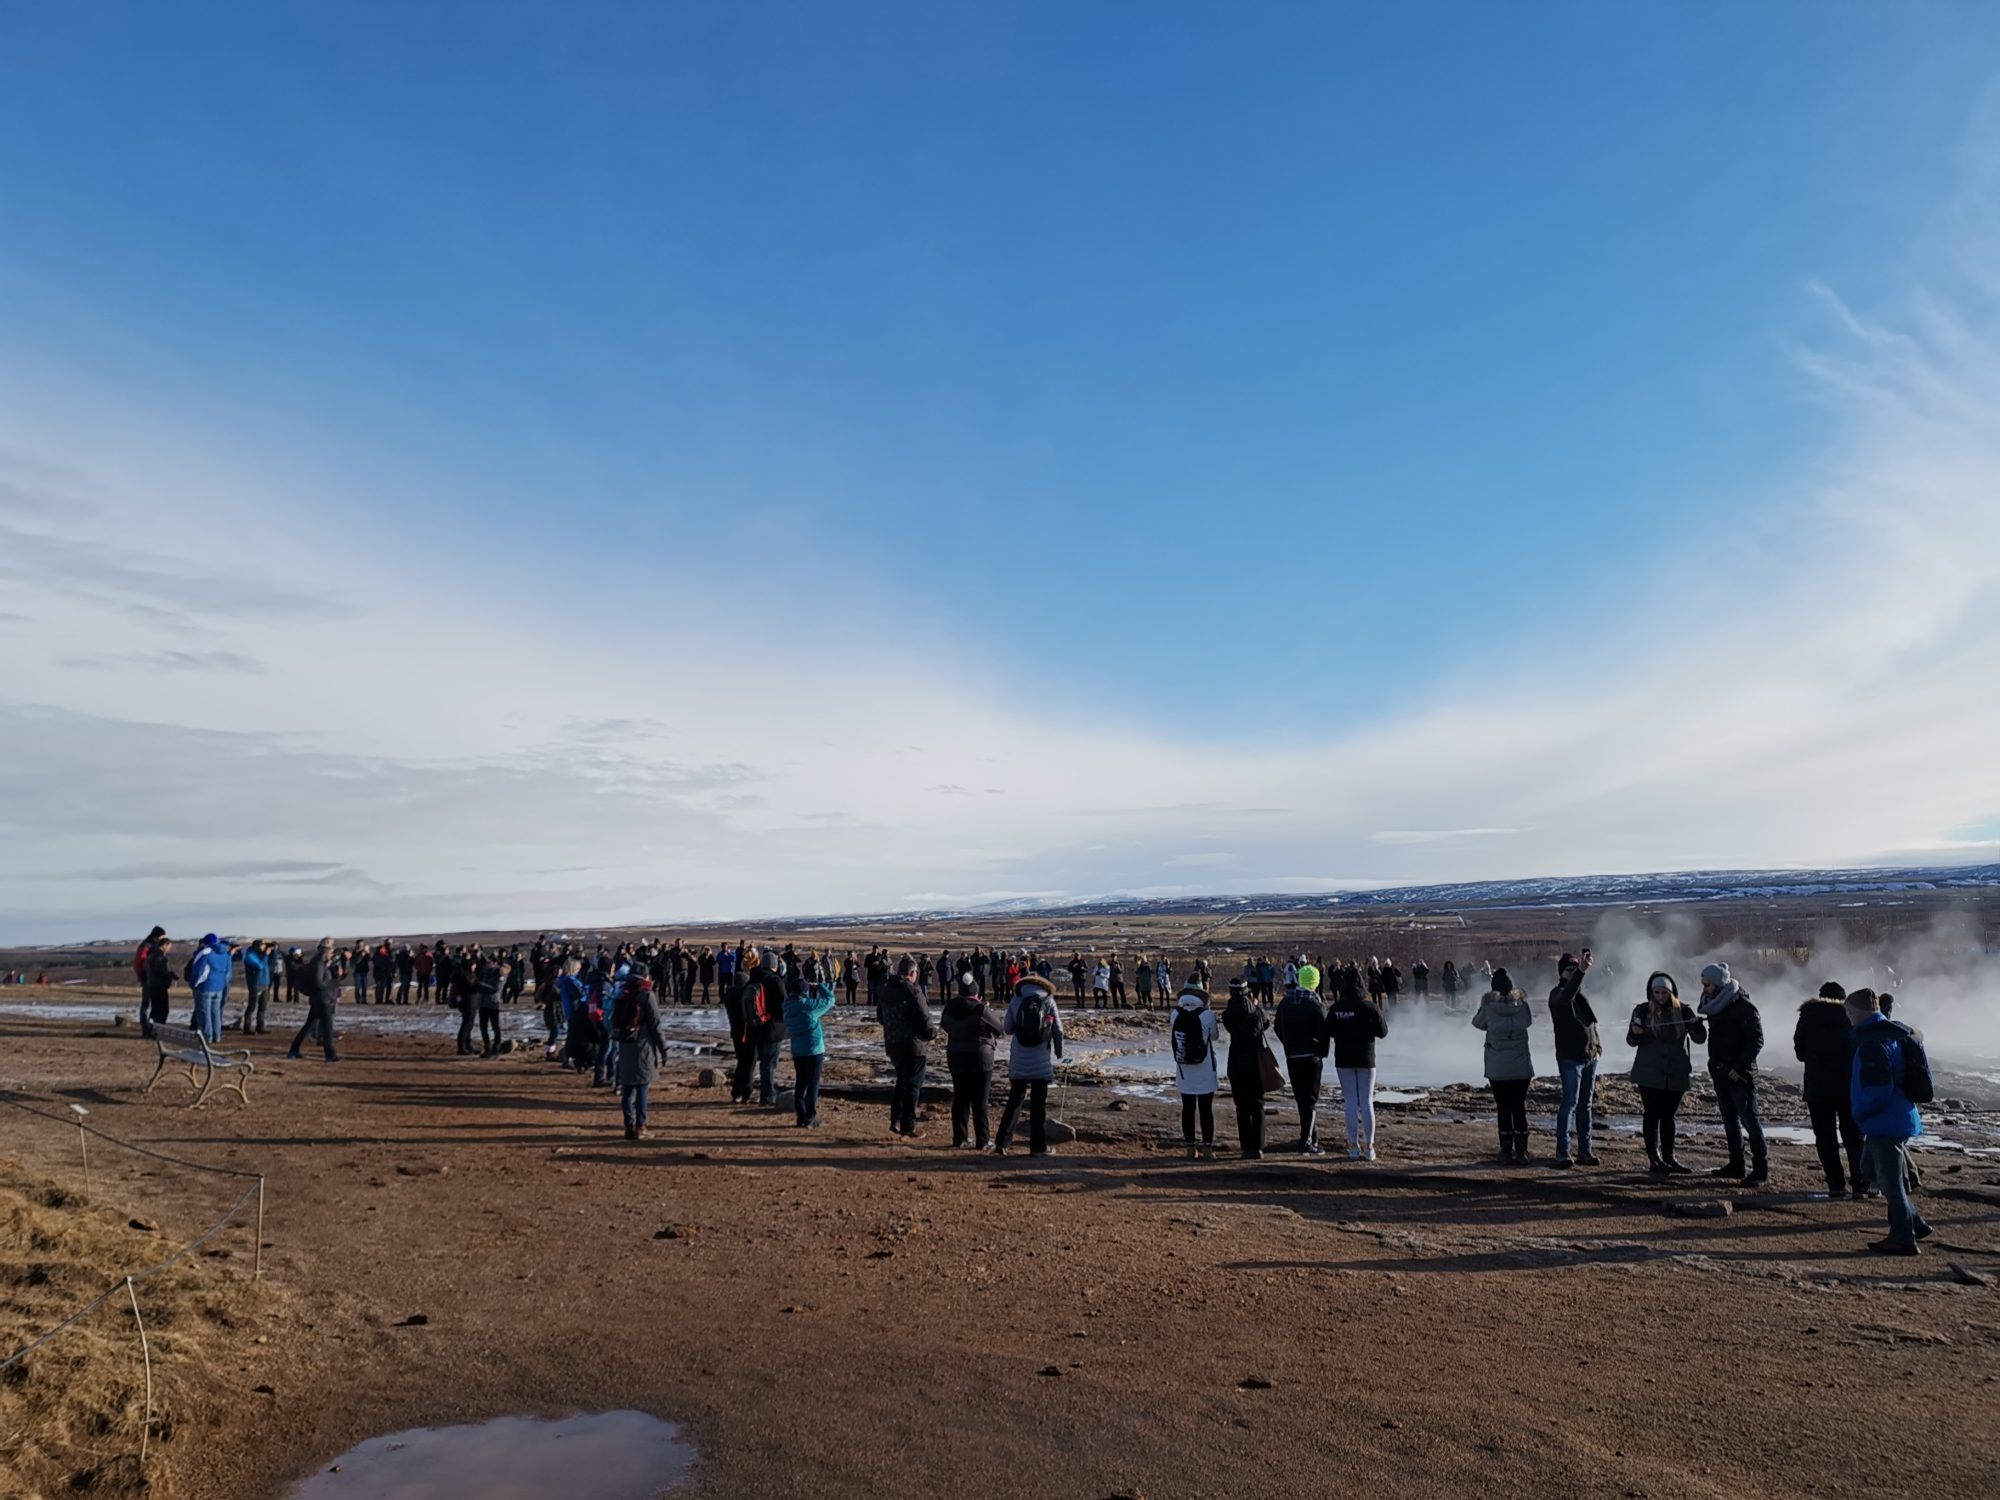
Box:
[879,956,936,1137]
[1795,980,1865,1199]
[612,971,668,1140]
[1273,971,1330,1155]
[1171,980,1221,1160]
[735,948,787,1108]
[287,939,340,1063]
[1627,971,1705,1174]
[995,973,1064,1157]
[239,940,273,1034]
[1473,968,1535,1164]
[188,933,232,1044]
[1547,950,1602,1168]
[783,977,838,1128]
[1698,961,1768,1186]
[1220,977,1272,1159]
[1325,962,1388,1160]
[1843,987,1935,1255]
[940,972,1004,1148]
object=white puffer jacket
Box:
[1172,993,1220,1095]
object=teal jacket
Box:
[783,983,838,1058]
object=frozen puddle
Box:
[290,1410,694,1498]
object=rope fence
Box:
[0,1090,274,1486]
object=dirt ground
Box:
[4,1000,1999,1500]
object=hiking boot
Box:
[1664,1158,1693,1175]
[1648,1160,1670,1177]
[1553,1156,1573,1170]
[1868,1237,1920,1257]
[1710,1160,1746,1180]
[1742,1165,1770,1188]
[1576,1152,1601,1167]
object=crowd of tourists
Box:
[126,928,1941,1257]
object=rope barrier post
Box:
[70,1103,91,1191]
[124,1277,154,1468]
[254,1176,265,1281]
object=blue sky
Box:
[4,4,2000,939]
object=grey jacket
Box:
[1472,992,1535,1082]
[614,989,669,1087]
[1627,1000,1706,1092]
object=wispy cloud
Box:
[1370,828,1527,846]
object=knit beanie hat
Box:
[1296,964,1321,992]
[1700,962,1731,988]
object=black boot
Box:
[1710,1157,1746,1180]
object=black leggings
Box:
[1490,1078,1530,1139]
[1232,1086,1265,1156]
[1181,1093,1215,1144]
[948,1054,993,1146]
[1807,1098,1862,1191]
[1639,1085,1684,1162]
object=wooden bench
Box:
[144,1023,254,1108]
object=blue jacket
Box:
[783,983,837,1058]
[1850,1015,1924,1141]
[189,942,232,997]
[241,947,271,986]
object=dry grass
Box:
[0,1158,276,1499]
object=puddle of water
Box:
[288,1410,694,1499]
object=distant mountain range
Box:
[815,863,2000,925]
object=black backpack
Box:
[1014,993,1051,1048]
[1173,1006,1210,1067]
[1893,1022,1936,1105]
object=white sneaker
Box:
[1363,1143,1377,1162]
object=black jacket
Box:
[1326,995,1388,1070]
[1220,996,1270,1082]
[878,976,936,1057]
[1273,990,1329,1059]
[1705,991,1764,1076]
[1793,999,1854,1103]
[1547,973,1602,1063]
[940,993,1004,1063]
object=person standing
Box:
[1171,980,1220,1160]
[1220,977,1271,1159]
[372,942,396,1008]
[239,940,272,1034]
[474,949,505,1056]
[350,944,371,1005]
[1441,960,1460,1009]
[612,972,668,1140]
[1844,988,1935,1255]
[134,927,166,1037]
[415,943,434,1003]
[1273,971,1330,1156]
[994,975,1063,1157]
[1795,981,1865,1199]
[1326,962,1388,1160]
[1628,971,1705,1174]
[1068,953,1087,1005]
[1547,951,1602,1168]
[187,933,232,1044]
[1473,969,1535,1164]
[783,977,838,1128]
[1090,959,1110,1009]
[1698,962,1768,1186]
[737,949,787,1108]
[287,939,340,1062]
[1108,956,1127,1008]
[140,929,174,1038]
[1412,958,1430,1002]
[879,957,936,1137]
[940,972,1003,1149]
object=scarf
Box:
[1696,979,1740,1019]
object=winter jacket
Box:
[1003,992,1064,1081]
[737,969,785,1045]
[1547,973,1601,1062]
[1273,990,1329,1060]
[1626,1000,1705,1092]
[555,972,587,1025]
[613,985,668,1087]
[241,947,271,988]
[1850,1014,1925,1140]
[1793,999,1855,1104]
[783,983,838,1058]
[188,941,232,998]
[142,942,174,1003]
[878,976,936,1058]
[1220,996,1271,1086]
[1326,994,1388,1070]
[1170,995,1220,1096]
[1473,992,1535,1082]
[1702,987,1763,1077]
[474,960,503,1010]
[301,952,338,1008]
[940,992,1004,1065]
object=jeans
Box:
[1232,1083,1265,1156]
[757,1036,782,1106]
[995,1077,1049,1153]
[1337,1066,1376,1149]
[1860,1137,1927,1245]
[1639,1085,1685,1162]
[1286,1056,1323,1145]
[353,974,370,1004]
[1711,1070,1767,1167]
[478,1007,501,1053]
[1556,1058,1598,1158]
[599,1034,621,1086]
[240,981,268,1032]
[290,999,337,1059]
[456,1003,476,1054]
[794,1053,825,1125]
[1807,1099,1863,1193]
[193,992,224,1043]
[890,1050,927,1133]
[1180,1093,1215,1144]
[947,1053,992,1145]
[622,1081,650,1132]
